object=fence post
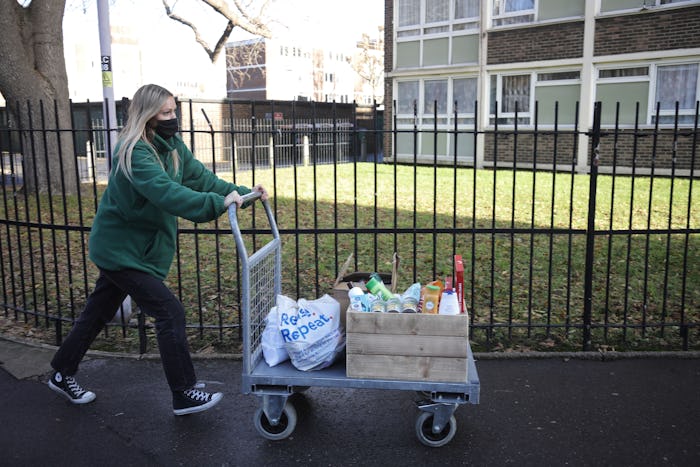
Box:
[303,135,310,166]
[582,101,602,351]
[268,135,274,168]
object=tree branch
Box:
[162,0,272,63]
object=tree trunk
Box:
[0,0,78,195]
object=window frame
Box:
[394,75,479,161]
[396,0,481,40]
[489,69,582,127]
[595,61,700,127]
[395,75,479,127]
[491,0,537,27]
[651,62,700,125]
[489,72,534,125]
[599,0,697,15]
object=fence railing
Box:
[0,98,697,353]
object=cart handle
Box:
[238,190,264,205]
[227,191,280,263]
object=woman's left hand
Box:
[253,184,269,201]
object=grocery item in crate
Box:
[348,286,364,311]
[422,284,441,314]
[400,283,421,313]
[366,273,393,300]
[277,294,346,371]
[261,305,289,367]
[370,297,386,313]
[386,294,402,313]
[454,254,466,313]
[438,289,460,315]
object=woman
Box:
[48,84,267,416]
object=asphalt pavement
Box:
[1,335,699,467]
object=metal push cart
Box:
[229,192,480,447]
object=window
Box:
[395,76,478,161]
[492,0,535,26]
[601,0,695,13]
[596,62,700,126]
[396,76,478,123]
[397,0,480,38]
[426,0,450,23]
[453,78,478,114]
[424,80,448,115]
[538,71,581,81]
[654,63,699,124]
[455,0,480,18]
[490,70,581,125]
[397,80,419,115]
[490,74,531,124]
[599,67,649,79]
[398,0,420,36]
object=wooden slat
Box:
[346,311,469,337]
[346,354,467,383]
[347,333,467,358]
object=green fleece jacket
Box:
[88,133,251,280]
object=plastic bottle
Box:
[438,289,460,315]
[400,296,418,313]
[386,294,402,313]
[370,297,386,313]
[348,286,364,312]
[422,284,441,314]
[402,283,421,302]
[365,273,393,301]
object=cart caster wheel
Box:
[254,402,297,441]
[415,412,457,447]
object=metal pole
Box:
[582,101,602,351]
[97,0,117,170]
[97,0,133,326]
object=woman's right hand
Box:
[224,190,242,208]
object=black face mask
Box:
[155,118,179,139]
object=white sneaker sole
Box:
[173,392,223,416]
[48,380,96,404]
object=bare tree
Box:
[0,0,77,194]
[348,27,384,104]
[161,0,274,98]
[162,0,272,60]
[225,38,266,92]
[0,0,275,195]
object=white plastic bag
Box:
[261,305,289,367]
[277,294,345,371]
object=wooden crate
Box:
[346,311,469,383]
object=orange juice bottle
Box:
[421,284,441,314]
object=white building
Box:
[226,37,383,105]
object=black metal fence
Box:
[0,98,697,353]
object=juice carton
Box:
[454,255,465,313]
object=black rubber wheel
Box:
[253,402,297,440]
[415,411,457,447]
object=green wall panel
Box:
[452,35,479,64]
[596,82,649,125]
[535,84,581,125]
[397,41,420,69]
[600,0,643,13]
[423,38,449,67]
[538,0,585,20]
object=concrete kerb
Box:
[3,333,699,364]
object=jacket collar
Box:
[152,133,177,153]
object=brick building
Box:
[383,0,700,173]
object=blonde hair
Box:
[115,84,180,181]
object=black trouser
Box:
[51,268,196,392]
